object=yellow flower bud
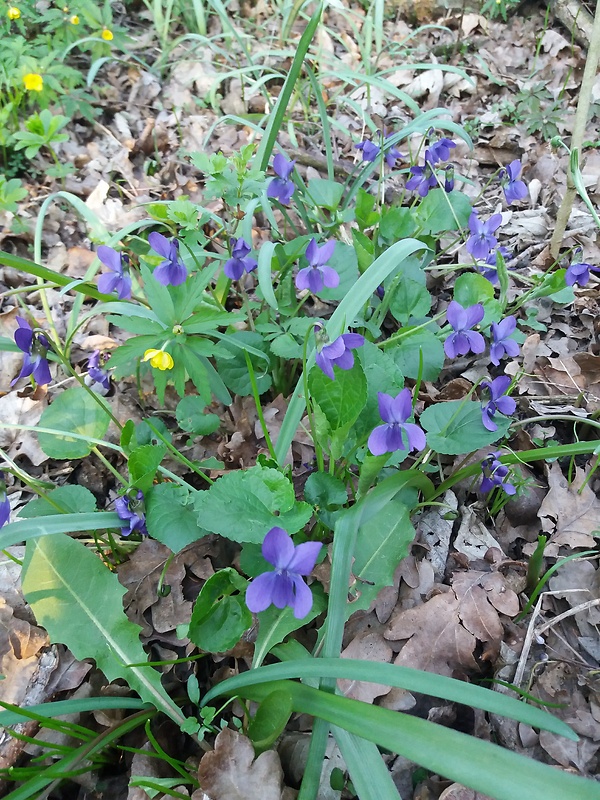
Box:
[7,7,21,20]
[142,349,174,371]
[101,28,113,41]
[23,73,43,92]
[70,14,79,24]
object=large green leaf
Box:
[414,188,472,234]
[420,399,511,455]
[193,465,313,543]
[392,328,445,381]
[22,534,187,727]
[18,486,97,517]
[37,387,111,459]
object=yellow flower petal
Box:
[7,7,21,20]
[70,14,79,24]
[101,28,113,41]
[23,73,43,92]
[142,349,174,371]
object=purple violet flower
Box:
[315,331,365,380]
[480,452,516,495]
[13,316,52,386]
[480,375,516,432]
[266,154,296,205]
[444,165,454,193]
[246,526,322,619]
[148,232,187,286]
[115,491,148,537]
[356,139,381,162]
[85,350,111,394]
[477,246,511,284]
[295,239,339,294]
[367,389,426,456]
[406,150,438,197]
[490,317,520,366]
[500,160,528,205]
[427,137,456,165]
[0,473,10,528]
[356,134,403,169]
[444,301,485,359]
[223,237,258,280]
[97,246,132,299]
[466,211,503,261]
[565,259,600,287]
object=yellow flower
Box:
[7,7,20,20]
[23,73,43,92]
[142,349,174,371]
[101,28,113,41]
[69,14,79,24]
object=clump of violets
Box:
[97,245,132,299]
[246,526,322,619]
[296,239,339,294]
[565,257,600,287]
[85,350,111,394]
[0,473,10,529]
[480,375,516,432]
[444,301,485,359]
[368,389,426,456]
[466,210,503,260]
[13,317,52,386]
[115,491,148,537]
[148,232,187,286]
[490,317,520,365]
[314,323,364,380]
[223,238,257,280]
[406,151,438,197]
[356,132,403,169]
[499,160,528,205]
[266,154,296,205]
[480,452,516,495]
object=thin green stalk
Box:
[91,447,127,487]
[302,325,324,471]
[144,420,213,485]
[244,351,277,461]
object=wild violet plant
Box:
[1,109,599,800]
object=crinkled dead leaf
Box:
[339,631,393,703]
[0,597,49,706]
[196,728,284,800]
[385,590,480,676]
[537,463,600,548]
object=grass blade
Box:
[256,3,324,171]
[215,680,600,800]
[333,727,401,800]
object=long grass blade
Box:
[333,727,401,800]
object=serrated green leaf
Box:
[145,483,206,552]
[176,396,220,435]
[22,534,186,726]
[415,189,472,234]
[213,331,272,396]
[128,444,167,493]
[392,328,445,381]
[37,388,111,459]
[194,465,313,543]
[308,361,367,432]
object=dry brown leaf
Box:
[384,590,479,676]
[537,463,600,548]
[197,728,284,800]
[0,598,49,706]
